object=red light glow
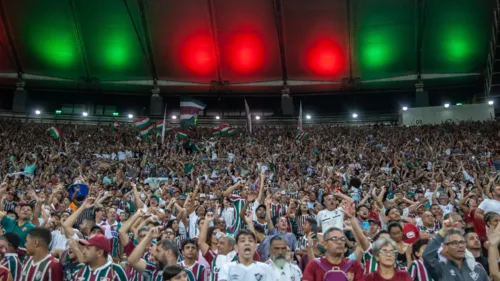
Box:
[227,33,264,73]
[181,35,216,75]
[306,40,345,76]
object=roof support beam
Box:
[416,0,426,79]
[0,0,23,77]
[207,0,222,85]
[131,0,158,85]
[346,0,354,80]
[272,0,288,85]
[69,0,90,81]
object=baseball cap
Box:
[18,201,34,210]
[79,234,111,253]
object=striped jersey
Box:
[409,259,433,281]
[2,201,16,212]
[104,221,122,257]
[363,246,407,274]
[270,203,287,218]
[123,240,154,281]
[203,249,237,281]
[1,253,21,281]
[296,215,315,236]
[143,262,163,281]
[0,265,12,281]
[20,255,63,281]
[73,261,127,281]
[296,235,308,250]
[179,260,206,281]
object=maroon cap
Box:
[79,234,111,253]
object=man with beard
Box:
[243,204,269,235]
[265,236,302,281]
[302,227,364,281]
[218,230,277,281]
[128,226,179,281]
[464,232,489,273]
[179,239,206,281]
[73,234,126,281]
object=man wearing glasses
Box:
[423,219,489,281]
[302,227,364,281]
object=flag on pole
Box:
[140,123,154,137]
[176,129,188,139]
[244,99,252,138]
[298,100,303,131]
[113,120,120,131]
[228,128,238,136]
[48,127,61,140]
[211,127,221,137]
[134,117,151,130]
[295,130,310,142]
[180,97,206,128]
[219,123,230,133]
[156,120,165,133]
[161,102,167,144]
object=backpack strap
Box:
[314,258,332,273]
[341,259,355,273]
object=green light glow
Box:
[30,27,77,67]
[102,31,132,68]
[359,30,393,69]
[443,28,473,62]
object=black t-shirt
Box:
[475,255,489,275]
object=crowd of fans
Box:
[0,118,500,281]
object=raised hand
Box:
[148,226,162,239]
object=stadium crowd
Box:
[0,118,499,281]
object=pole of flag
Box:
[298,100,303,131]
[161,102,167,144]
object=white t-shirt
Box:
[439,203,455,216]
[478,199,500,215]
[188,212,199,238]
[316,208,344,230]
[218,261,278,281]
[265,260,302,281]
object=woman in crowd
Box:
[364,238,412,281]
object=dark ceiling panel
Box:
[74,0,151,81]
[352,0,417,80]
[212,0,282,83]
[2,0,85,79]
[282,0,349,81]
[0,16,16,74]
[422,0,493,74]
[145,0,218,83]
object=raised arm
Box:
[128,226,161,272]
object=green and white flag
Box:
[295,130,309,142]
[48,127,61,140]
[140,123,154,137]
[180,97,206,128]
[134,117,151,130]
[228,128,238,136]
[176,129,188,139]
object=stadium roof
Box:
[0,0,494,95]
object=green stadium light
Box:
[55,110,62,115]
[112,112,119,116]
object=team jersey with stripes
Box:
[20,255,63,281]
[104,221,122,257]
[228,195,245,233]
[409,259,433,281]
[1,253,21,281]
[203,249,238,281]
[2,201,16,212]
[179,260,207,281]
[72,261,127,281]
[142,261,163,281]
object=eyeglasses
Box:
[325,236,346,242]
[445,240,466,247]
[379,250,398,256]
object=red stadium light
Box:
[306,39,345,76]
[181,34,216,75]
[227,33,264,73]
